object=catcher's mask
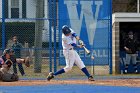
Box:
[62,25,71,35]
[3,49,11,55]
[3,49,14,55]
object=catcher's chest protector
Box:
[1,73,19,82]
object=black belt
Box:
[64,48,73,50]
[69,48,73,50]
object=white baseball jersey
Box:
[62,28,85,72]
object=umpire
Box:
[11,36,25,76]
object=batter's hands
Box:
[77,45,84,48]
[78,40,84,46]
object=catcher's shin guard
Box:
[88,76,94,81]
[47,72,54,81]
[0,71,2,80]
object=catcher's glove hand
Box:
[24,56,30,67]
[5,59,13,68]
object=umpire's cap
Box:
[3,49,14,55]
[62,25,71,35]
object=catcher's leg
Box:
[11,73,19,81]
[0,71,3,80]
[1,73,19,82]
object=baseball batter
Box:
[47,25,94,81]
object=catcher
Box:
[0,49,30,82]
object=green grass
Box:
[19,63,140,80]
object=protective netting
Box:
[0,0,139,81]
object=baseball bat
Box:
[83,46,90,55]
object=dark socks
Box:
[81,67,90,77]
[54,68,65,76]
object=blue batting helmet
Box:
[62,25,71,35]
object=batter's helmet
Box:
[62,25,71,35]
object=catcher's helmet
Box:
[62,25,71,35]
[3,49,11,55]
[3,49,14,55]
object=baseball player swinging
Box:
[47,25,94,81]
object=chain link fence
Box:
[113,0,138,13]
[1,0,139,80]
[0,0,54,79]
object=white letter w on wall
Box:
[64,0,102,45]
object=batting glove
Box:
[78,40,84,45]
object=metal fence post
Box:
[53,0,57,73]
[2,0,6,49]
[109,0,113,74]
[49,0,52,72]
[137,0,140,13]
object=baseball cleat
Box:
[88,76,94,81]
[47,72,54,81]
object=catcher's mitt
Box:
[24,56,30,67]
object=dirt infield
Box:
[0,79,140,87]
